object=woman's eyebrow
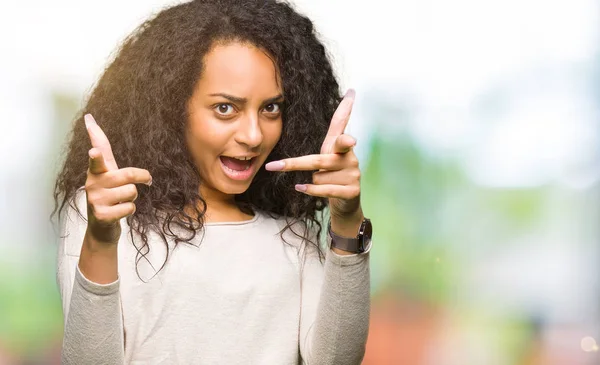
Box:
[209,93,247,104]
[209,93,284,105]
[262,94,284,105]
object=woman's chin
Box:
[218,180,253,196]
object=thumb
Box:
[88,148,109,175]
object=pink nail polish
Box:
[84,113,97,129]
[265,161,285,171]
[295,184,307,192]
[344,89,356,100]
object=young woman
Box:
[54,0,373,364]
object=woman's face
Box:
[186,41,283,201]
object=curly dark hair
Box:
[54,0,342,276]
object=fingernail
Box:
[344,89,356,100]
[84,113,97,129]
[146,177,153,187]
[295,184,307,192]
[265,161,285,171]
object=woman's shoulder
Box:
[57,187,88,257]
[59,187,87,228]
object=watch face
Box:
[359,218,372,251]
[362,219,372,239]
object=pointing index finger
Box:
[84,114,119,171]
[327,89,355,137]
[321,89,355,154]
[265,154,343,172]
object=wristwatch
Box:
[328,218,372,254]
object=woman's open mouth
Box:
[219,155,257,181]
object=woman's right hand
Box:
[84,114,152,246]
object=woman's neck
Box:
[204,200,254,223]
[198,186,254,223]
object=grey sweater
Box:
[57,192,371,364]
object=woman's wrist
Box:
[79,230,119,284]
[330,207,364,255]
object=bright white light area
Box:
[0,0,598,187]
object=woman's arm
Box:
[57,193,126,365]
[265,90,371,364]
[298,234,371,365]
[58,114,151,364]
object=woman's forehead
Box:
[197,42,282,97]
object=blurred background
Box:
[1,0,599,364]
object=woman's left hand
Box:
[265,90,364,247]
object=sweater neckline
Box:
[203,211,261,227]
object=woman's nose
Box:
[234,114,263,149]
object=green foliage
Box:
[362,131,463,303]
[0,256,63,358]
[361,129,548,305]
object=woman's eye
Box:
[263,103,281,114]
[215,104,234,115]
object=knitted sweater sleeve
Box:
[56,193,125,365]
